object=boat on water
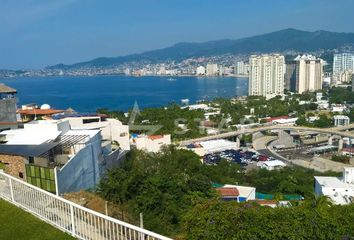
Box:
[167,78,176,82]
[181,98,189,104]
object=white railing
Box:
[0,172,172,240]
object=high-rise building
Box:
[333,53,354,84]
[248,54,285,99]
[292,55,324,94]
[206,63,218,76]
[236,61,245,75]
[0,83,18,131]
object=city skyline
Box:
[2,0,354,69]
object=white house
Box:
[333,115,350,127]
[331,104,347,113]
[0,120,107,194]
[216,184,256,202]
[314,167,354,205]
[53,114,130,150]
[132,134,171,153]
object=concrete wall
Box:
[0,98,17,123]
[56,133,102,194]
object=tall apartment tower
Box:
[333,53,354,84]
[236,61,245,75]
[293,55,323,94]
[248,54,285,99]
[0,83,18,131]
[206,63,218,76]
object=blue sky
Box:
[1,0,354,69]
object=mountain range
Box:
[49,28,354,69]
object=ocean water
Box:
[1,75,248,112]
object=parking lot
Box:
[203,149,277,167]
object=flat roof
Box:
[3,129,61,145]
[199,139,236,152]
[315,176,354,189]
[263,160,286,167]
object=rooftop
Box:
[0,83,17,94]
[52,113,106,120]
[215,187,239,197]
[333,115,350,120]
[18,109,64,116]
[315,176,354,189]
[223,184,255,198]
[262,160,286,167]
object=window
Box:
[19,172,23,179]
[82,118,100,124]
[28,156,34,164]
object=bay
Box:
[0,75,248,112]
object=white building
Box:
[314,167,354,205]
[331,104,347,113]
[272,117,298,126]
[333,53,354,84]
[333,115,350,126]
[206,63,218,76]
[53,114,130,150]
[236,61,247,75]
[258,160,286,170]
[249,54,285,99]
[196,66,206,76]
[0,120,106,194]
[293,55,324,94]
[132,134,171,153]
[219,184,256,202]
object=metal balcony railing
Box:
[0,171,172,240]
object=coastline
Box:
[0,73,249,80]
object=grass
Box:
[0,199,75,240]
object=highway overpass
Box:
[179,123,354,146]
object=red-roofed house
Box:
[216,187,239,201]
[215,184,256,202]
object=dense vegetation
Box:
[98,147,349,239]
[0,199,74,240]
[332,154,351,164]
[99,104,206,140]
[184,198,354,240]
[296,114,333,128]
[329,86,354,104]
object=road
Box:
[252,136,351,172]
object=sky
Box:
[1,0,354,69]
